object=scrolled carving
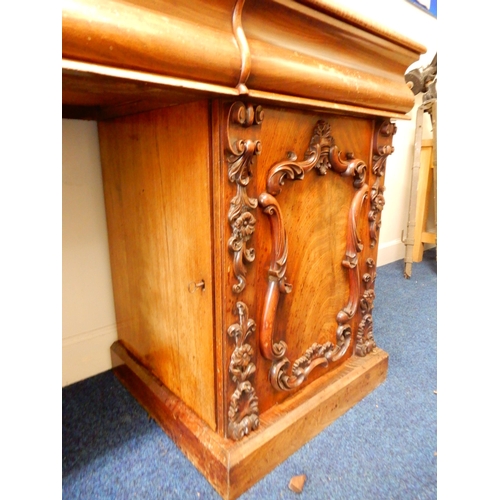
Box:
[258,193,292,291]
[356,257,377,356]
[226,101,263,293]
[259,119,369,391]
[330,150,367,188]
[227,301,259,440]
[266,120,366,197]
[360,289,375,314]
[270,341,336,391]
[336,183,369,338]
[356,315,376,357]
[369,120,397,247]
[232,0,251,95]
[257,191,292,361]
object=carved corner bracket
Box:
[226,101,264,294]
[258,120,369,392]
[369,120,397,247]
[227,301,259,440]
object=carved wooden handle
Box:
[258,192,292,360]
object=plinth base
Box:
[111,341,388,499]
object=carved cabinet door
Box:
[223,101,396,432]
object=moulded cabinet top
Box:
[62,0,426,120]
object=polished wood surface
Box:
[63,1,423,497]
[62,62,229,120]
[62,59,414,122]
[62,0,240,86]
[97,99,397,496]
[296,0,426,52]
[98,97,394,434]
[244,0,420,112]
[219,106,389,413]
[99,101,216,430]
[62,0,425,120]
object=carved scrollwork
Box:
[226,102,264,293]
[369,120,397,247]
[356,257,377,356]
[259,119,369,391]
[356,315,376,357]
[336,183,369,339]
[227,301,259,440]
[270,341,336,391]
[265,120,366,197]
[231,0,251,95]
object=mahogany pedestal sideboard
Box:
[62,1,425,498]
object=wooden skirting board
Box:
[111,341,389,500]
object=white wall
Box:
[61,1,437,386]
[62,120,118,386]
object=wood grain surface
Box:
[63,1,415,494]
[62,0,424,118]
[99,101,216,430]
[231,106,377,412]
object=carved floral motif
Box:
[369,120,397,247]
[225,102,262,440]
[356,257,377,356]
[226,101,263,293]
[265,120,366,197]
[356,315,376,357]
[227,301,259,440]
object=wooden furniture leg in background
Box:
[403,100,436,278]
[412,139,436,262]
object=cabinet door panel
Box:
[251,107,375,410]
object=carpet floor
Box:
[63,249,437,499]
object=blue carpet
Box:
[62,250,437,499]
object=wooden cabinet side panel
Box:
[98,101,216,430]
